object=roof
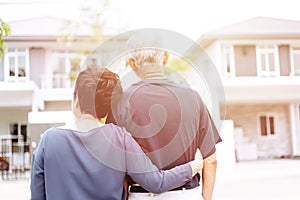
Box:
[6,16,93,39]
[198,17,300,47]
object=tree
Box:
[57,1,110,82]
[168,56,191,72]
[0,18,10,59]
[57,0,111,49]
[57,0,126,81]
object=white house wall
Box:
[0,90,34,107]
[226,104,292,158]
[29,47,46,88]
[223,78,300,103]
[202,41,223,75]
[0,107,30,136]
[0,56,4,81]
[44,101,71,111]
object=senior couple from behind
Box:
[30,32,222,200]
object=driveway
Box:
[0,159,299,200]
[214,159,300,200]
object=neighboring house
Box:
[0,17,101,169]
[198,17,300,160]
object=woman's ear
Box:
[127,58,137,71]
[72,95,81,118]
[163,51,169,65]
[72,95,80,108]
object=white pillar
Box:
[290,104,300,156]
[216,120,236,177]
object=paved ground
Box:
[214,159,300,200]
[1,159,300,200]
[0,172,30,200]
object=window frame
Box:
[222,45,236,77]
[256,45,280,77]
[4,48,30,82]
[49,50,85,88]
[9,122,28,142]
[257,113,277,138]
[290,46,300,76]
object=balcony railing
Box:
[41,73,75,89]
[222,76,300,86]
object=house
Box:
[0,17,102,171]
[6,16,299,169]
[0,17,237,174]
[198,17,300,160]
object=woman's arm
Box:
[124,133,203,194]
[30,135,46,200]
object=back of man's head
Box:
[126,32,166,68]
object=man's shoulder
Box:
[123,79,197,93]
[119,79,203,107]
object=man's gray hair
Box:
[126,32,166,68]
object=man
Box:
[107,34,222,200]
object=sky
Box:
[0,0,300,40]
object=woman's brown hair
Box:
[73,66,122,120]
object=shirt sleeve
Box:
[30,133,46,200]
[123,130,192,194]
[197,95,222,159]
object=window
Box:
[234,45,257,76]
[50,50,84,88]
[278,45,291,76]
[4,48,29,81]
[223,46,235,77]
[290,47,300,76]
[259,114,276,136]
[256,46,279,77]
[9,123,27,142]
[298,105,300,128]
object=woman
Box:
[30,66,202,200]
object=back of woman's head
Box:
[74,66,122,120]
